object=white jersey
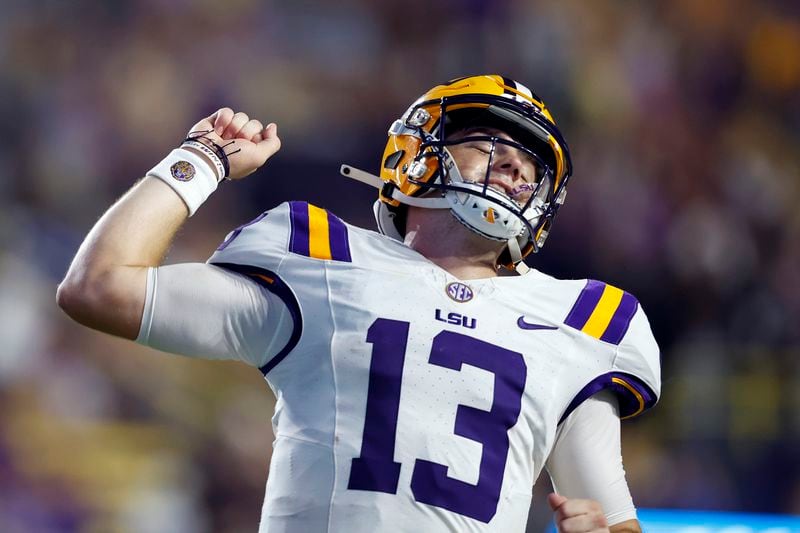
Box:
[203,201,660,533]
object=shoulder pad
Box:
[559,280,661,421]
[563,279,638,345]
[209,201,354,269]
[284,201,352,262]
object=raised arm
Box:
[56,108,281,338]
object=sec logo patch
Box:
[445,281,473,303]
[170,160,196,182]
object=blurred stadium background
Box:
[1,0,799,531]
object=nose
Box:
[491,145,529,184]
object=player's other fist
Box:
[548,493,609,533]
[189,108,282,180]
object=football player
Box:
[58,75,659,533]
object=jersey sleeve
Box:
[560,280,661,421]
[609,302,661,418]
[136,263,293,369]
[205,201,355,374]
[546,391,637,526]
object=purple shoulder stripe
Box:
[327,210,352,262]
[564,280,605,330]
[288,201,310,256]
[288,201,352,262]
[600,292,639,345]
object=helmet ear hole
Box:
[384,150,404,170]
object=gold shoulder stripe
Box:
[307,204,333,260]
[581,284,624,339]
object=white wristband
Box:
[146,148,219,216]
[181,139,226,180]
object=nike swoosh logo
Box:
[517,316,559,330]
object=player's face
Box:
[446,127,543,206]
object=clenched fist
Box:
[188,107,281,180]
[548,493,610,533]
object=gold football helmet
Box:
[341,75,572,272]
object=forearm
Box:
[57,176,189,338]
[58,107,280,340]
[547,392,641,531]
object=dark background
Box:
[1,0,799,531]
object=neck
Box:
[403,208,502,280]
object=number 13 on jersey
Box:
[348,318,527,523]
